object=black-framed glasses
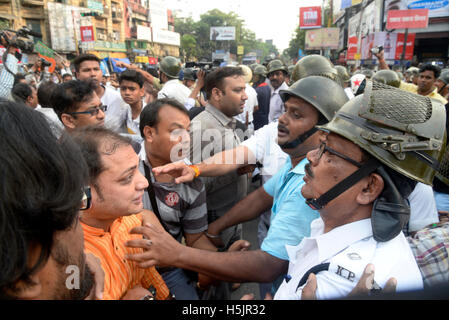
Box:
[80,186,92,211]
[316,141,363,168]
[67,104,107,117]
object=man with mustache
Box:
[266,59,289,123]
[124,76,349,296]
[274,82,448,299]
[71,126,171,300]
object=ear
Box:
[143,125,155,143]
[356,173,384,205]
[61,113,76,130]
[211,87,222,101]
[139,87,145,99]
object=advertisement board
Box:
[149,0,168,30]
[47,2,78,52]
[137,25,152,41]
[152,29,181,46]
[305,28,340,49]
[210,27,236,41]
[386,9,429,29]
[299,6,322,29]
[384,0,449,19]
[394,32,416,60]
[80,26,95,42]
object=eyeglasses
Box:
[80,186,92,211]
[67,104,107,117]
[316,141,363,168]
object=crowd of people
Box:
[1,36,449,301]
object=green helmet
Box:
[279,76,348,122]
[335,65,350,82]
[253,65,267,77]
[182,68,196,81]
[372,70,401,88]
[438,69,449,85]
[291,55,340,85]
[249,63,261,73]
[288,65,295,76]
[406,67,419,76]
[159,56,182,79]
[266,59,288,76]
[317,81,446,242]
[319,81,446,186]
[360,69,374,79]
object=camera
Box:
[40,58,52,68]
[0,27,41,54]
[371,46,383,55]
[185,60,222,79]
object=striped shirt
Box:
[82,213,170,300]
[139,158,208,242]
[0,53,18,99]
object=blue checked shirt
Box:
[0,53,18,99]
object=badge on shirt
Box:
[165,192,180,207]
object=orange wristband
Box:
[189,165,200,178]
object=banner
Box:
[137,25,151,41]
[386,9,429,29]
[395,32,416,60]
[305,28,340,49]
[34,40,55,58]
[299,6,322,29]
[346,36,359,60]
[152,29,181,46]
[80,26,94,42]
[384,0,449,19]
[149,0,168,30]
[210,27,236,41]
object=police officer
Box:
[274,81,446,299]
[335,65,350,88]
[182,68,196,89]
[266,59,289,123]
[157,56,191,106]
[372,69,401,88]
[291,55,340,85]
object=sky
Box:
[165,0,325,52]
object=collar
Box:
[205,103,236,129]
[286,218,373,263]
[271,81,288,94]
[165,79,180,85]
[80,217,124,237]
[290,157,308,175]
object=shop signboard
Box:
[299,6,322,29]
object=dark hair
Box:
[50,80,96,119]
[71,126,132,188]
[419,64,441,79]
[37,81,58,109]
[11,83,33,104]
[0,99,88,299]
[62,73,73,80]
[139,98,189,137]
[73,54,101,73]
[118,69,145,88]
[13,73,26,87]
[204,66,245,100]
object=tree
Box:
[284,26,306,61]
[180,34,197,61]
[174,9,280,62]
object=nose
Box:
[242,91,248,101]
[97,108,105,120]
[307,147,320,166]
[136,171,149,190]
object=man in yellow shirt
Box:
[374,51,447,105]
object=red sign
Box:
[80,26,95,42]
[346,36,359,60]
[148,57,158,65]
[300,6,322,29]
[395,33,416,60]
[386,9,429,30]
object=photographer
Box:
[0,31,20,98]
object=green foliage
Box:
[174,9,278,62]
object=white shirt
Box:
[125,99,146,136]
[157,79,191,106]
[274,218,423,300]
[268,81,289,123]
[101,86,128,133]
[35,105,64,138]
[408,182,439,232]
[234,83,258,124]
[241,121,288,183]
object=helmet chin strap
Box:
[279,127,318,150]
[305,158,380,210]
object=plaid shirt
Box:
[407,222,449,287]
[0,53,18,99]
